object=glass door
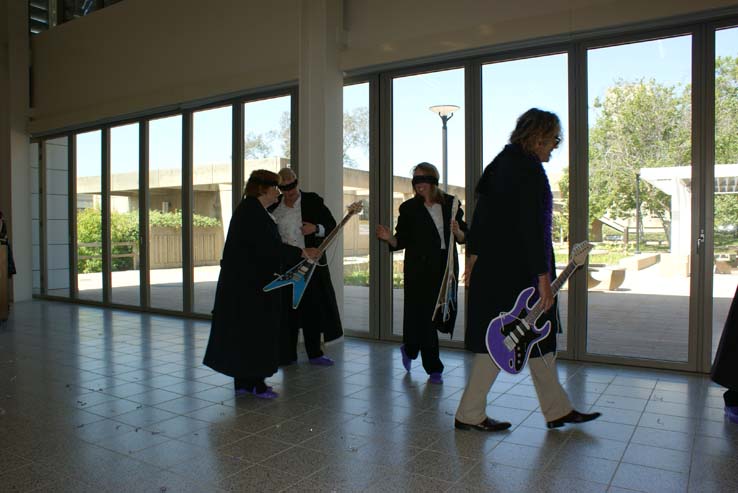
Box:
[585,35,693,363]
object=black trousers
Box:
[725,389,738,407]
[281,281,324,362]
[234,376,267,393]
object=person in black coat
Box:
[270,168,344,366]
[711,284,738,423]
[376,162,466,384]
[454,109,600,432]
[203,169,319,398]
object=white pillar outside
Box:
[671,177,692,258]
[0,0,32,301]
[298,0,345,316]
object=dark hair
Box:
[509,108,561,155]
[244,169,280,198]
[411,162,444,204]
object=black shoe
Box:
[546,410,601,429]
[455,417,511,432]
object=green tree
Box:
[583,78,691,245]
[245,131,276,159]
[343,107,369,168]
[276,106,369,167]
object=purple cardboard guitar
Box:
[485,241,593,374]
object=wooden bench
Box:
[587,266,626,291]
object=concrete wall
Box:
[29,0,738,135]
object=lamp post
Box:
[429,105,460,192]
[635,172,641,255]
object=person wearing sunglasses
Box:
[376,162,467,385]
[269,167,343,367]
[203,170,319,398]
[455,108,600,431]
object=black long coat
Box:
[270,191,343,342]
[203,196,301,378]
[465,144,559,355]
[712,284,738,390]
[391,193,467,339]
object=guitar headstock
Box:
[346,201,364,215]
[570,241,594,267]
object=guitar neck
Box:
[524,260,579,324]
[317,211,355,255]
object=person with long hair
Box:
[455,108,601,431]
[203,170,319,398]
[376,162,466,384]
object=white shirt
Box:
[272,193,326,249]
[425,202,446,249]
[273,194,306,249]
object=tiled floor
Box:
[1,301,737,492]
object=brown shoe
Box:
[455,417,511,432]
[546,410,601,429]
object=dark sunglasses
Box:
[278,180,298,191]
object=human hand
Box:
[537,274,554,312]
[375,224,391,242]
[302,247,321,261]
[463,255,477,287]
[301,222,317,235]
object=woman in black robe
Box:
[454,109,600,431]
[711,284,738,423]
[203,170,318,398]
[376,162,466,384]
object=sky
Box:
[75,28,738,185]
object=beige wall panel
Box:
[31,0,299,134]
[342,0,738,70]
[30,0,738,134]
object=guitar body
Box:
[485,286,552,374]
[263,259,317,309]
[263,200,364,309]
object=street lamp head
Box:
[429,105,460,117]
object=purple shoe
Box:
[400,345,411,372]
[726,406,738,424]
[309,356,334,366]
[428,372,443,384]
[253,389,279,399]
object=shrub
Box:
[76,209,221,273]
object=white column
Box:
[0,1,31,301]
[671,177,692,258]
[299,0,345,314]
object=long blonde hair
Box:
[509,108,561,155]
[412,162,444,204]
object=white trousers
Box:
[455,352,573,424]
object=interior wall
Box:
[30,0,300,134]
[342,0,738,71]
[29,0,738,135]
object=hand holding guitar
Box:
[537,274,554,312]
[302,247,321,261]
[451,219,465,242]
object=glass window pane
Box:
[149,115,183,312]
[713,26,738,361]
[587,36,692,362]
[343,82,370,334]
[391,68,466,340]
[110,123,140,306]
[244,95,291,184]
[76,130,101,301]
[482,53,569,351]
[193,105,232,315]
[46,137,71,297]
[30,142,41,294]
